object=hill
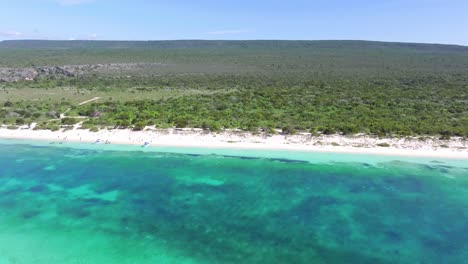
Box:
[1,40,468,75]
[0,40,467,137]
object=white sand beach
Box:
[0,125,467,159]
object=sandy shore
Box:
[0,125,467,159]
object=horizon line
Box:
[1,39,467,47]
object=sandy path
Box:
[59,97,101,119]
[78,97,101,106]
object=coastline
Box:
[0,126,467,159]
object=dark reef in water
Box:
[0,143,467,264]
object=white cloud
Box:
[207,29,251,35]
[0,31,23,37]
[55,0,95,6]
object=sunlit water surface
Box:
[0,140,467,264]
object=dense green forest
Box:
[1,40,467,137]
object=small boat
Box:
[142,142,150,147]
[93,139,102,144]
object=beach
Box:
[0,125,466,159]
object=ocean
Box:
[0,139,467,264]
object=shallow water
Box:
[0,141,467,263]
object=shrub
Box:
[322,128,336,135]
[201,121,209,130]
[209,122,221,132]
[61,117,78,125]
[310,127,320,136]
[339,125,359,135]
[47,111,59,118]
[133,121,146,131]
[265,127,277,135]
[246,124,259,133]
[282,126,296,135]
[377,143,391,147]
[48,125,60,131]
[175,118,189,128]
[439,134,451,140]
[118,120,131,128]
[15,118,25,125]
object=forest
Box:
[1,40,467,137]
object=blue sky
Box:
[0,0,467,45]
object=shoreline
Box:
[0,126,467,159]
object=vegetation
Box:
[1,40,467,137]
[376,143,391,147]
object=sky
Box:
[0,0,467,45]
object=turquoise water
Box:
[0,140,467,263]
